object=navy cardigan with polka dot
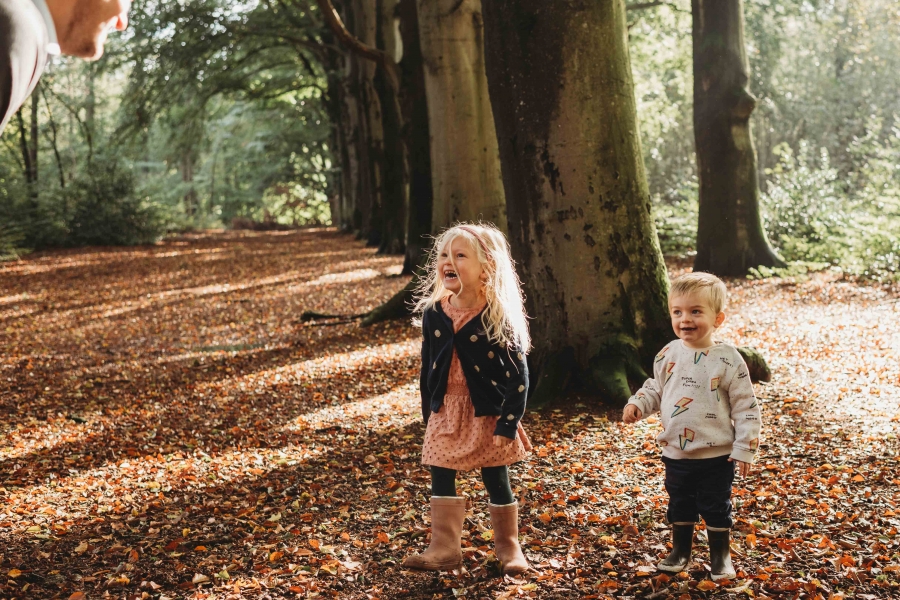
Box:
[420,301,529,440]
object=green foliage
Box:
[653,180,698,257]
[628,0,900,279]
[0,156,163,250]
[762,142,849,264]
[60,158,164,247]
[761,121,900,280]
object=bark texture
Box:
[374,0,407,254]
[482,0,671,405]
[347,0,384,246]
[398,0,433,274]
[363,0,504,327]
[417,0,505,232]
[692,0,785,276]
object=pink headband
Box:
[456,226,490,256]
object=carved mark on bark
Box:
[541,147,564,195]
[607,232,631,275]
[556,206,578,223]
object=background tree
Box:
[417,0,505,232]
[691,0,785,276]
[483,0,672,405]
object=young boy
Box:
[622,272,761,580]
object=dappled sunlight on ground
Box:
[0,232,898,598]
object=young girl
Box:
[402,223,532,576]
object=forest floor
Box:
[0,229,899,600]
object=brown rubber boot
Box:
[658,522,695,573]
[489,502,530,576]
[402,496,466,571]
[707,527,736,580]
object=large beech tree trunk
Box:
[360,0,504,326]
[692,0,784,276]
[374,0,407,254]
[417,0,505,232]
[482,0,671,405]
[348,0,384,246]
[398,0,433,274]
[325,68,354,231]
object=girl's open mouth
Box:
[444,270,458,280]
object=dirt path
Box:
[0,230,898,599]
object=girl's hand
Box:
[729,458,752,477]
[493,435,513,447]
[622,404,642,424]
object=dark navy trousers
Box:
[662,454,735,529]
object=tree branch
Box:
[313,0,399,92]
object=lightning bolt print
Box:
[666,362,676,383]
[710,377,720,401]
[679,428,695,450]
[655,346,670,363]
[693,350,709,364]
[671,397,693,418]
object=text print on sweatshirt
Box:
[626,340,761,463]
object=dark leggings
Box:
[430,465,515,505]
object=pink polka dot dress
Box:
[421,296,532,471]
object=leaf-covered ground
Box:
[0,230,898,600]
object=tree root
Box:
[300,276,419,326]
[737,346,772,383]
[299,311,368,322]
[359,277,417,326]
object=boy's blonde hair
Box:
[412,222,531,353]
[670,272,728,314]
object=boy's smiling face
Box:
[669,292,725,349]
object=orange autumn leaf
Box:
[696,580,718,591]
[269,551,284,562]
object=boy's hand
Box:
[729,458,752,477]
[622,404,642,424]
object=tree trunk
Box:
[29,87,38,186]
[692,0,784,276]
[397,0,433,274]
[40,86,65,188]
[417,0,505,232]
[374,0,407,255]
[346,0,384,245]
[182,154,197,216]
[363,0,503,326]
[482,0,671,406]
[16,110,33,185]
[330,64,359,232]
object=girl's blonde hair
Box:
[412,222,531,353]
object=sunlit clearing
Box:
[226,341,417,389]
[285,384,419,434]
[12,444,325,525]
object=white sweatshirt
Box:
[626,340,761,463]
